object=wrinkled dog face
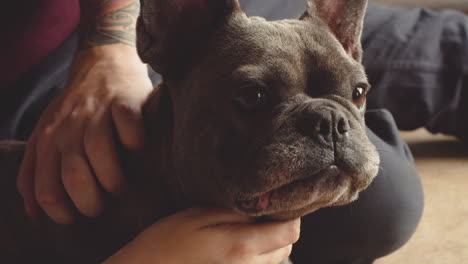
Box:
[137,0,380,220]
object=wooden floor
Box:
[376,129,468,264]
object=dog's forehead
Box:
[211,14,361,86]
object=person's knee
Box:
[362,152,424,259]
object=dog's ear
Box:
[137,0,241,77]
[301,0,367,61]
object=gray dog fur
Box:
[0,0,379,262]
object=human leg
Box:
[363,3,468,140]
[0,32,79,140]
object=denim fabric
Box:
[363,3,468,140]
[0,32,79,140]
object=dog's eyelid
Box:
[238,83,267,90]
[232,85,271,113]
[234,83,271,100]
[233,78,268,91]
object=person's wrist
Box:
[74,44,148,73]
[79,44,143,62]
[102,237,164,264]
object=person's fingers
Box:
[84,109,126,195]
[56,106,105,218]
[20,94,67,219]
[229,218,301,255]
[250,245,293,264]
[61,150,104,218]
[35,128,75,225]
[17,134,40,217]
[111,98,146,152]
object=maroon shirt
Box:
[0,1,80,88]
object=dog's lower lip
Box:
[237,165,343,213]
[237,192,271,213]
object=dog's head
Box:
[137,0,379,220]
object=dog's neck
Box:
[119,84,187,227]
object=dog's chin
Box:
[265,190,360,221]
[233,165,370,221]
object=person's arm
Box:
[79,0,140,49]
[17,0,154,224]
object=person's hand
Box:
[104,208,301,264]
[16,45,153,225]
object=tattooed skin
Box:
[80,0,140,49]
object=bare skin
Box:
[105,208,300,264]
[15,1,300,262]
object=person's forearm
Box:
[79,0,140,49]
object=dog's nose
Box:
[297,107,350,143]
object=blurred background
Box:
[371,2,467,263]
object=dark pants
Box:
[3,2,467,263]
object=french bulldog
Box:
[0,0,380,262]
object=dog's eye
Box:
[233,87,268,112]
[352,86,367,111]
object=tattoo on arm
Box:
[79,0,140,49]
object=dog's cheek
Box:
[170,119,224,205]
[175,121,255,207]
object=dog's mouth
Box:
[236,165,349,215]
[237,192,272,212]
